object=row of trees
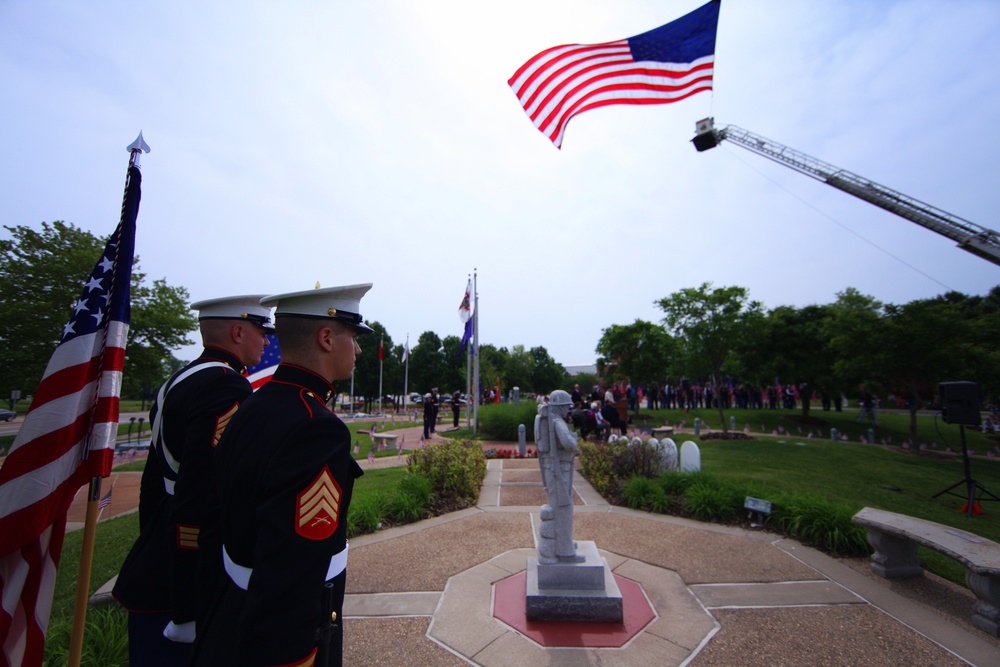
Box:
[344,328,566,410]
[595,282,1000,443]
[5,222,997,441]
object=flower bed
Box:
[485,447,537,459]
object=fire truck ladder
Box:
[692,119,1000,267]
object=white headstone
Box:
[629,437,643,448]
[660,438,678,473]
[680,441,701,472]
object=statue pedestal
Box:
[525,541,623,622]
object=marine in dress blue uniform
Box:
[190,283,373,667]
[112,295,273,667]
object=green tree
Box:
[347,322,397,411]
[931,287,1000,402]
[504,345,533,397]
[529,346,566,394]
[476,344,507,402]
[0,221,197,402]
[596,319,674,412]
[876,298,979,445]
[440,335,468,395]
[755,304,836,418]
[409,331,444,396]
[826,288,885,399]
[656,283,763,433]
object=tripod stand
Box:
[932,424,999,517]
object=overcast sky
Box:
[2,1,998,368]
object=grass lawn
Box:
[626,406,1000,585]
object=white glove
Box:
[163,620,196,643]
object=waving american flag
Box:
[0,160,140,666]
[509,0,720,149]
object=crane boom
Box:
[692,119,1000,267]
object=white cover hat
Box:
[261,283,374,334]
[191,294,274,330]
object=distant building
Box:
[564,364,597,377]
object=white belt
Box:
[223,543,349,591]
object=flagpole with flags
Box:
[0,132,146,667]
[458,275,475,431]
[472,270,479,434]
[465,313,472,429]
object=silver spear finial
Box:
[127,131,151,154]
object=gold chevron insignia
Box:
[177,524,200,550]
[213,402,240,447]
[296,466,342,539]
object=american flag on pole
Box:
[508,0,720,149]
[458,279,471,323]
[0,161,140,667]
[246,333,281,391]
[97,487,113,511]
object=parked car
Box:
[0,409,16,422]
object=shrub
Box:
[347,491,385,537]
[407,439,486,505]
[579,439,664,501]
[614,441,663,479]
[477,402,540,441]
[621,476,672,513]
[385,474,433,523]
[682,474,743,523]
[579,441,619,500]
[769,494,868,556]
[43,605,129,667]
[658,470,696,495]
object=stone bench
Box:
[370,433,398,451]
[851,507,1000,636]
[651,427,674,440]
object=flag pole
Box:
[67,133,148,667]
[403,333,409,409]
[378,334,384,416]
[465,312,471,429]
[472,269,479,435]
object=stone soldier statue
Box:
[535,390,583,564]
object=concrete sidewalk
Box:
[340,458,1000,666]
[83,428,1000,665]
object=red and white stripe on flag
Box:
[508,1,720,148]
[0,521,65,667]
[0,162,139,666]
[246,333,280,391]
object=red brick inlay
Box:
[493,571,655,648]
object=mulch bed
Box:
[699,432,755,441]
